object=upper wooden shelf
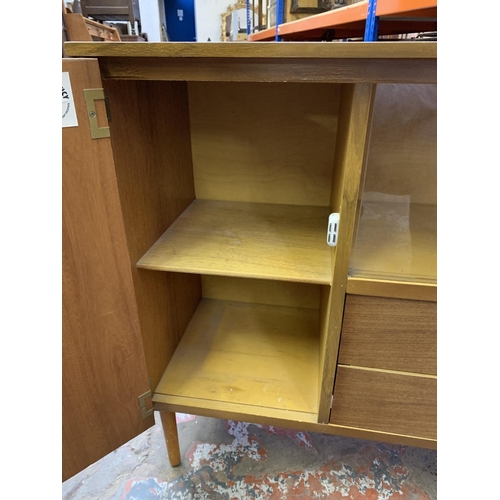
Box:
[137,199,332,285]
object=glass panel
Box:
[349,84,437,284]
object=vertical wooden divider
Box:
[318,83,376,423]
[103,79,202,393]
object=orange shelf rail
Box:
[248,0,437,42]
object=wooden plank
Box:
[330,366,436,440]
[154,299,320,414]
[88,57,436,84]
[201,276,321,310]
[346,277,437,301]
[153,395,436,450]
[153,394,318,424]
[64,41,437,59]
[339,295,436,374]
[317,83,375,422]
[137,200,332,285]
[103,79,202,392]
[62,59,153,481]
[188,81,340,207]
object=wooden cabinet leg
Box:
[159,411,181,467]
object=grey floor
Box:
[63,413,437,499]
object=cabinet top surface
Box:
[64,41,436,60]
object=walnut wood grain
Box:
[62,59,153,481]
[64,41,437,59]
[339,295,437,375]
[330,366,436,440]
[92,57,436,84]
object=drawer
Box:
[330,366,436,440]
[339,295,436,375]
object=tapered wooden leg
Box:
[159,411,181,467]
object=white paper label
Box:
[62,72,78,128]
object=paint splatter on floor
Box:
[122,478,167,499]
[122,419,434,500]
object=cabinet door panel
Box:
[62,58,153,482]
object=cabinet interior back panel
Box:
[188,82,341,207]
[201,276,322,310]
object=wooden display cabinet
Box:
[62,42,437,481]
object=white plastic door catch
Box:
[327,213,340,247]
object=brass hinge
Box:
[83,88,111,139]
[137,390,154,420]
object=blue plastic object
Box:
[364,0,379,41]
[246,0,251,35]
[275,0,284,41]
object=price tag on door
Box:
[62,72,78,128]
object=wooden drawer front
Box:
[339,295,436,375]
[330,366,436,440]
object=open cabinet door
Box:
[62,58,154,482]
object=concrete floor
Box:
[63,413,436,499]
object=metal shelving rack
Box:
[247,0,437,42]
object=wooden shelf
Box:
[153,299,320,419]
[349,201,436,283]
[137,199,332,285]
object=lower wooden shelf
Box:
[153,299,320,421]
